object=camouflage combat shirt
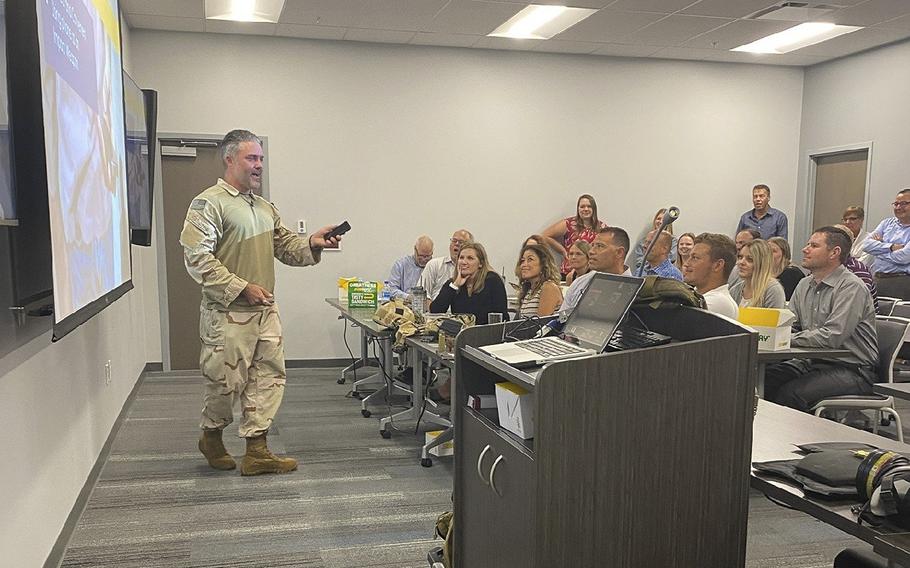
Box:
[180,178,321,311]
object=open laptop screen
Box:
[563,273,644,351]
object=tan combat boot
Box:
[240,433,298,476]
[198,429,236,470]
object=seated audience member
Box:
[768,237,806,300]
[842,206,874,266]
[630,208,678,272]
[420,229,472,301]
[542,194,607,277]
[833,224,879,314]
[513,234,548,281]
[729,228,761,286]
[516,244,563,318]
[862,189,910,300]
[640,229,683,281]
[430,242,508,325]
[764,227,878,412]
[561,227,631,318]
[736,184,788,240]
[683,233,739,320]
[387,235,434,300]
[729,239,786,308]
[564,241,591,285]
[674,232,695,272]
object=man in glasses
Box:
[862,189,910,299]
[386,235,434,301]
[841,206,873,266]
[420,229,473,301]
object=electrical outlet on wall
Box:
[104,360,112,386]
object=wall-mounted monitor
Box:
[6,0,133,340]
[0,7,15,227]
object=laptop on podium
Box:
[480,273,645,367]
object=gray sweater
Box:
[729,278,786,309]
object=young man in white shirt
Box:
[683,233,739,320]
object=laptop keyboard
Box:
[607,326,672,351]
[514,337,589,357]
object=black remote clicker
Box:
[322,221,351,241]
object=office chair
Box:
[888,300,910,318]
[810,316,910,443]
[833,547,888,568]
[878,296,900,316]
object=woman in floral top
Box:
[542,194,607,277]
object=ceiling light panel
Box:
[731,22,861,53]
[205,0,286,23]
[489,4,598,40]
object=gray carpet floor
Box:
[58,366,895,568]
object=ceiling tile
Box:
[684,19,794,50]
[351,0,450,31]
[204,20,278,36]
[423,0,524,35]
[126,14,205,33]
[591,43,664,57]
[472,36,543,51]
[797,26,910,57]
[879,13,910,31]
[556,10,665,42]
[681,0,779,19]
[608,0,699,14]
[534,40,603,54]
[279,0,366,27]
[623,14,732,47]
[121,0,205,19]
[828,0,910,27]
[409,32,480,48]
[343,28,416,43]
[275,23,347,40]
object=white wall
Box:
[0,17,163,567]
[130,30,804,359]
[797,39,910,246]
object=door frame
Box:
[801,141,873,249]
[154,132,270,371]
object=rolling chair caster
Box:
[361,409,371,418]
[337,377,346,385]
[421,457,433,468]
[380,429,391,439]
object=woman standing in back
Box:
[542,194,607,278]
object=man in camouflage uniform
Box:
[180,129,340,475]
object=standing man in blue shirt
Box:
[387,235,434,301]
[736,184,788,241]
[862,188,910,299]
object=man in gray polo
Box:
[764,226,878,412]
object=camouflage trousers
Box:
[198,304,286,438]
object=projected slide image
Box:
[0,10,13,223]
[37,0,129,323]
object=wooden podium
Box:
[453,305,758,568]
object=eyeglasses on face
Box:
[894,201,910,208]
[842,216,861,221]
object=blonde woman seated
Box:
[515,244,563,318]
[729,239,786,309]
[564,241,591,286]
[430,242,509,325]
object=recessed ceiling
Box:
[121,0,910,66]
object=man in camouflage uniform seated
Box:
[180,129,341,475]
